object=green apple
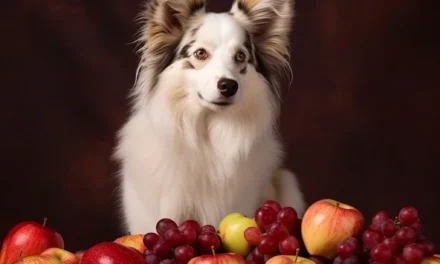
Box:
[422,254,440,264]
[218,213,258,257]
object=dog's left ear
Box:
[229,0,295,96]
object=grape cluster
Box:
[143,218,221,264]
[334,206,435,264]
[244,200,301,264]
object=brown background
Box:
[1,0,439,252]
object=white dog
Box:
[113,0,306,234]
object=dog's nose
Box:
[217,78,238,98]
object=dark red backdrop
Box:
[1,0,439,252]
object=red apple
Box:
[0,218,64,264]
[113,233,146,253]
[79,242,144,264]
[266,255,316,264]
[301,199,365,260]
[40,248,80,264]
[11,254,63,264]
[188,252,247,264]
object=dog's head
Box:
[132,0,294,118]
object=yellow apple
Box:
[266,255,316,264]
[39,248,79,264]
[422,254,440,264]
[114,234,146,253]
[301,199,365,260]
[12,253,63,264]
[188,252,246,264]
[218,213,258,257]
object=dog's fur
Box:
[113,0,306,234]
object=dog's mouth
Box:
[198,93,232,106]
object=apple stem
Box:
[294,248,300,262]
[128,232,131,235]
[210,246,216,256]
[335,202,340,208]
[43,217,48,227]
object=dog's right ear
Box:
[135,0,206,89]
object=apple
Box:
[12,254,63,264]
[113,233,146,253]
[422,254,440,264]
[188,252,247,264]
[0,218,65,264]
[79,242,144,264]
[266,255,316,264]
[218,213,258,257]
[40,248,80,264]
[74,251,85,260]
[301,199,365,260]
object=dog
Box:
[113,0,306,235]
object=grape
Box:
[333,256,344,264]
[244,227,262,246]
[382,236,399,252]
[390,254,406,264]
[144,249,155,256]
[362,229,383,249]
[178,220,202,234]
[276,207,298,232]
[337,241,354,258]
[251,247,264,262]
[370,211,391,231]
[410,219,422,236]
[200,225,216,233]
[278,235,300,255]
[395,226,417,246]
[343,255,360,264]
[417,239,435,256]
[164,228,184,247]
[197,231,220,252]
[174,244,195,263]
[344,237,362,254]
[255,206,278,231]
[160,260,176,264]
[379,219,397,237]
[402,243,424,263]
[181,228,198,245]
[157,219,178,237]
[370,243,392,262]
[153,239,171,258]
[267,221,289,241]
[371,262,386,264]
[257,234,278,255]
[145,254,162,264]
[260,200,282,214]
[398,206,419,226]
[144,232,161,248]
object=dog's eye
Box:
[194,49,209,60]
[235,51,246,63]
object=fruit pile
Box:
[0,199,438,264]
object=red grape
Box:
[178,220,202,234]
[333,256,344,264]
[362,229,383,249]
[417,239,435,256]
[276,207,298,232]
[382,236,399,252]
[344,237,362,254]
[260,200,282,214]
[197,231,220,252]
[410,219,422,236]
[164,228,184,247]
[390,254,406,264]
[251,247,264,263]
[144,232,161,248]
[371,262,385,264]
[278,235,300,255]
[370,243,392,262]
[255,206,278,231]
[160,260,176,264]
[244,227,262,246]
[379,219,397,237]
[153,239,171,258]
[145,254,162,264]
[395,226,417,246]
[174,244,195,263]
[267,222,289,241]
[398,206,419,226]
[343,255,360,264]
[144,249,155,256]
[200,225,216,233]
[402,243,424,263]
[181,228,198,245]
[156,219,178,237]
[370,211,391,231]
[257,234,278,255]
[337,241,354,258]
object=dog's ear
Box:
[229,0,295,97]
[135,0,206,90]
